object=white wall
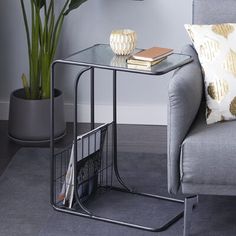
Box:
[0,0,192,125]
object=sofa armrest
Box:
[167,44,203,194]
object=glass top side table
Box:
[50,44,193,232]
[59,43,192,75]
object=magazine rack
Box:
[52,122,114,211]
[50,44,193,232]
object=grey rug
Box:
[0,148,236,236]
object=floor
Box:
[0,120,166,176]
[2,121,236,235]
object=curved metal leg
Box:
[52,202,183,232]
[50,61,56,206]
[112,70,132,191]
[73,67,93,215]
[90,67,95,130]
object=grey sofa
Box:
[168,0,236,235]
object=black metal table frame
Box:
[50,45,193,232]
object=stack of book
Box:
[126,46,173,70]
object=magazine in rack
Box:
[58,123,109,208]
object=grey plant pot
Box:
[8,88,66,144]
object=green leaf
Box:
[64,0,87,15]
[20,0,31,67]
[36,0,46,9]
[21,74,31,99]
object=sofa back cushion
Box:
[193,0,236,24]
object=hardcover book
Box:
[126,56,166,67]
[127,63,157,71]
[127,64,161,71]
[133,47,173,62]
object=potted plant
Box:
[8,0,88,143]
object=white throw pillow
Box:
[185,23,236,124]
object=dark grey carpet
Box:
[0,148,236,236]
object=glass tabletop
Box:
[61,44,193,75]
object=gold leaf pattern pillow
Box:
[185,23,236,124]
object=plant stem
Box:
[50,0,69,62]
[20,0,31,99]
[30,0,40,99]
[20,0,87,99]
[42,0,69,99]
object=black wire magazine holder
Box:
[52,122,114,212]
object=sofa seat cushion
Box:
[181,109,236,190]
